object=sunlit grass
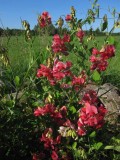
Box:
[0,34,120,88]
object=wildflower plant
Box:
[33,2,118,160]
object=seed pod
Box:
[70,6,76,17]
[57,17,64,28]
[22,20,31,40]
[103,14,107,22]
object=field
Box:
[1,34,120,88]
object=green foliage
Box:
[92,70,101,82]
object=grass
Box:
[0,34,120,88]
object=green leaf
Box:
[77,19,82,25]
[69,106,77,114]
[107,36,115,45]
[92,70,101,82]
[114,146,120,152]
[72,142,77,150]
[89,131,96,138]
[14,76,20,87]
[105,145,120,152]
[101,21,108,31]
[104,145,114,150]
[94,142,103,150]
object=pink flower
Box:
[51,151,58,160]
[63,34,71,42]
[53,72,65,80]
[77,102,107,136]
[63,119,75,129]
[38,11,51,28]
[72,71,86,90]
[52,60,72,80]
[65,14,72,21]
[90,57,108,71]
[37,64,53,79]
[90,55,98,62]
[32,154,39,160]
[72,76,85,86]
[90,45,115,72]
[85,102,98,116]
[80,90,98,105]
[60,106,67,117]
[76,29,85,42]
[40,128,54,149]
[92,48,100,55]
[34,107,46,116]
[34,104,56,117]
[101,45,115,59]
[51,34,70,55]
[77,127,86,136]
[32,153,45,160]
[105,45,115,57]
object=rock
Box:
[97,83,120,123]
[86,83,120,123]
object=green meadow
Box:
[1,34,120,88]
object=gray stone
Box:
[86,83,120,123]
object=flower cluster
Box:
[78,102,107,136]
[34,104,67,125]
[34,105,75,159]
[51,34,70,55]
[37,59,72,85]
[90,45,115,71]
[72,70,86,90]
[38,11,51,28]
[77,90,107,135]
[35,128,61,160]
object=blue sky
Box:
[0,0,120,31]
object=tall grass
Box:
[0,34,120,88]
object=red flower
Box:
[90,45,115,72]
[37,64,53,79]
[52,60,72,80]
[34,104,56,117]
[77,102,107,135]
[101,45,115,59]
[41,128,54,149]
[32,154,39,160]
[51,34,70,55]
[76,29,85,42]
[90,55,98,62]
[51,151,58,160]
[85,102,98,116]
[65,14,72,21]
[90,57,108,71]
[63,34,71,42]
[92,48,100,55]
[72,76,85,86]
[77,127,86,136]
[32,153,45,160]
[105,45,115,57]
[34,107,46,116]
[38,11,51,28]
[80,90,98,105]
[72,71,86,90]
[60,106,67,117]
